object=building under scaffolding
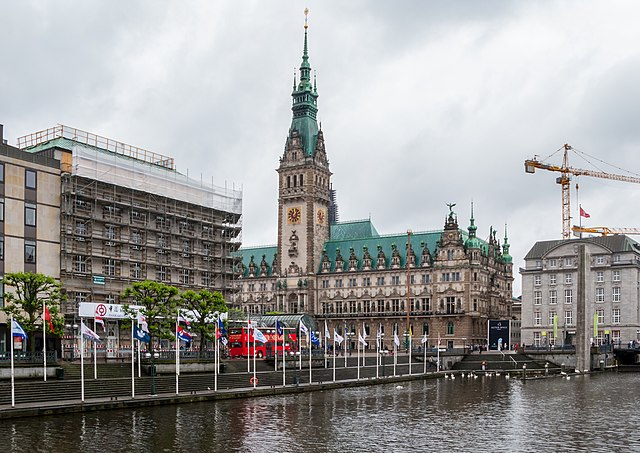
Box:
[19,125,243,355]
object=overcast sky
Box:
[3,1,640,296]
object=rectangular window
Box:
[534,312,541,326]
[534,291,542,305]
[75,221,86,236]
[596,271,604,283]
[0,198,4,222]
[73,255,87,273]
[25,169,37,189]
[565,310,573,326]
[0,281,4,308]
[421,274,430,284]
[612,287,621,302]
[25,203,36,227]
[612,330,621,344]
[564,257,573,266]
[322,279,329,289]
[25,240,36,263]
[392,275,401,285]
[362,277,371,286]
[549,259,557,268]
[565,289,573,304]
[179,269,190,284]
[596,309,605,325]
[565,273,573,284]
[201,272,210,286]
[549,311,556,326]
[533,331,541,346]
[131,263,142,279]
[534,275,541,286]
[549,290,557,304]
[595,287,605,303]
[613,254,621,263]
[0,163,4,182]
[613,270,621,282]
[612,309,620,324]
[104,259,116,276]
[157,266,169,282]
[535,260,542,268]
[335,279,343,288]
[549,274,557,285]
[377,276,385,285]
[596,256,604,265]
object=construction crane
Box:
[572,226,640,236]
[525,144,640,240]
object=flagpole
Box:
[131,320,135,398]
[437,333,441,373]
[298,323,302,370]
[247,321,251,374]
[274,320,278,372]
[283,327,286,387]
[214,317,218,392]
[324,321,328,369]
[394,328,397,377]
[10,316,15,407]
[344,324,347,369]
[376,326,380,379]
[43,300,47,382]
[80,320,85,402]
[423,336,427,374]
[308,332,312,384]
[93,318,98,380]
[175,313,179,395]
[332,330,336,382]
[409,334,412,376]
[137,336,141,378]
[253,329,257,389]
[357,330,360,380]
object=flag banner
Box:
[220,336,228,346]
[358,333,368,346]
[394,331,400,347]
[300,321,309,335]
[276,320,283,336]
[12,319,27,339]
[95,316,106,332]
[334,330,344,345]
[438,333,441,346]
[324,320,330,339]
[310,331,320,346]
[133,324,150,343]
[580,206,590,218]
[81,322,101,342]
[376,324,382,340]
[253,328,267,344]
[177,314,191,327]
[176,326,192,342]
[553,314,558,339]
[138,314,149,333]
[421,334,428,344]
[218,317,227,336]
[362,322,368,339]
[44,307,55,332]
[594,312,598,337]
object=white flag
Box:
[421,334,428,344]
[324,320,330,339]
[334,330,344,345]
[362,322,368,339]
[394,330,400,347]
[253,327,267,344]
[358,333,368,346]
[300,321,308,335]
[81,322,101,342]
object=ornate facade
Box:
[231,22,514,350]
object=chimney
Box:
[0,124,4,144]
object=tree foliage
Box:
[1,272,65,351]
[122,280,179,346]
[179,289,228,356]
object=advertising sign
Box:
[78,302,143,319]
[488,320,510,351]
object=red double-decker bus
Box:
[228,326,297,358]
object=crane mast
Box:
[525,144,640,240]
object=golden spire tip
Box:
[304,8,309,29]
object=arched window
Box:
[447,321,454,335]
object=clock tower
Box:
[276,12,331,281]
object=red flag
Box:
[580,207,590,218]
[95,316,106,332]
[44,306,54,332]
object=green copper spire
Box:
[502,223,512,263]
[465,202,480,250]
[290,8,319,157]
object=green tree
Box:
[1,272,65,352]
[122,280,180,348]
[179,289,228,357]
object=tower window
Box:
[293,175,297,187]
[299,174,304,186]
[287,176,291,188]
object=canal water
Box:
[1,373,638,452]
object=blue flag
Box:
[177,326,192,343]
[276,320,283,336]
[12,319,27,339]
[310,330,320,346]
[134,324,150,343]
[218,317,227,336]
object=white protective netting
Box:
[72,142,242,215]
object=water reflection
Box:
[1,374,639,452]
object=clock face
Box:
[287,207,302,224]
[316,209,325,225]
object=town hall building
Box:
[231,19,514,351]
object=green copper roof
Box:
[236,245,277,277]
[290,21,319,157]
[330,219,380,241]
